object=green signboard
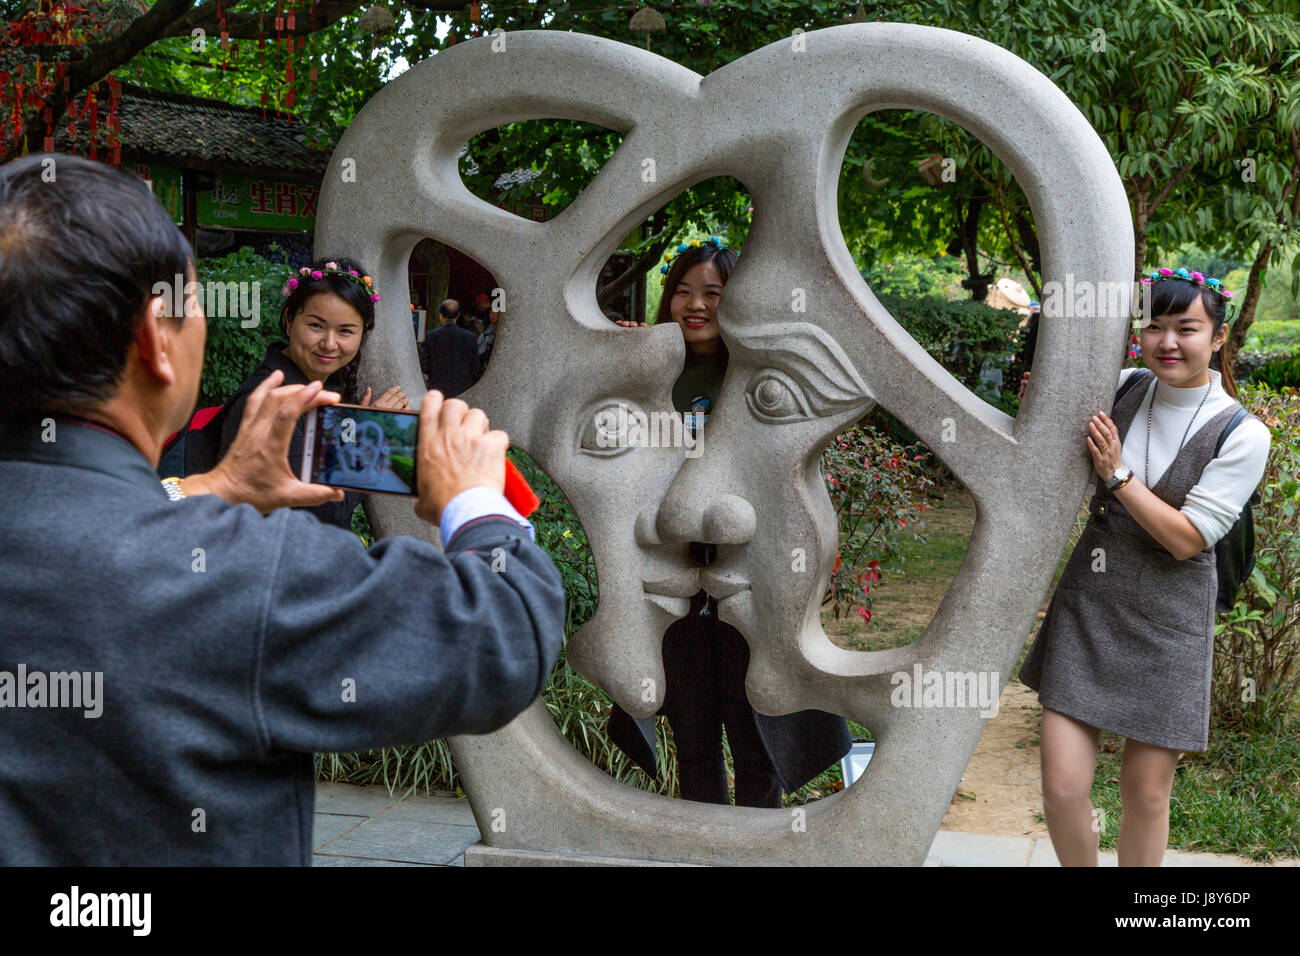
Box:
[136,164,182,224]
[197,171,318,231]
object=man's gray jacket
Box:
[0,417,566,865]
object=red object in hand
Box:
[503,458,539,518]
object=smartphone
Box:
[301,403,420,497]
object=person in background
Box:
[478,307,501,371]
[422,298,481,397]
[467,292,492,338]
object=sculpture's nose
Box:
[653,490,756,545]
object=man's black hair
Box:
[0,153,194,422]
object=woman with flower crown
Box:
[607,237,851,807]
[213,257,409,529]
[1017,267,1271,865]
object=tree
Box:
[0,0,470,160]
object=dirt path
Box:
[939,681,1048,837]
[822,482,1051,837]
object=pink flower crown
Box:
[281,261,381,302]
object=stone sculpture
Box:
[315,23,1133,865]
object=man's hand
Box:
[184,370,347,513]
[413,390,509,525]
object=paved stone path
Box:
[312,782,1294,867]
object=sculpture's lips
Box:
[642,572,700,598]
[698,567,750,598]
[640,568,751,600]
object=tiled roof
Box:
[53,83,332,177]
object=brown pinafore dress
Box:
[1020,376,1247,752]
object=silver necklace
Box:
[1146,377,1210,490]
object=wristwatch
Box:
[1104,466,1133,491]
[160,476,186,501]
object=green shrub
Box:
[1212,383,1300,733]
[389,454,414,489]
[1234,346,1297,380]
[1248,352,1300,391]
[874,291,1023,399]
[195,246,296,407]
[864,254,964,299]
[822,424,933,624]
[1245,320,1300,352]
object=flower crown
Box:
[1140,266,1236,322]
[1140,267,1234,299]
[281,261,382,302]
[660,236,737,286]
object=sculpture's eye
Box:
[745,370,813,424]
[578,401,645,457]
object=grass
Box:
[1087,714,1300,861]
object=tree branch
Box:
[20,0,196,153]
[596,213,679,313]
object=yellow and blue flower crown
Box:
[660,236,736,286]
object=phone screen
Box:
[304,403,419,497]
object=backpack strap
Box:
[1115,367,1153,403]
[1214,405,1250,457]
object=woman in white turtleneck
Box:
[1018,272,1271,866]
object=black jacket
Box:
[215,342,363,529]
[608,601,851,795]
[420,322,482,398]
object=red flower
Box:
[832,551,841,573]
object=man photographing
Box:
[0,154,565,865]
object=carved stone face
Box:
[315,24,1133,864]
[560,314,877,726]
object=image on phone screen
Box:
[305,404,419,496]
